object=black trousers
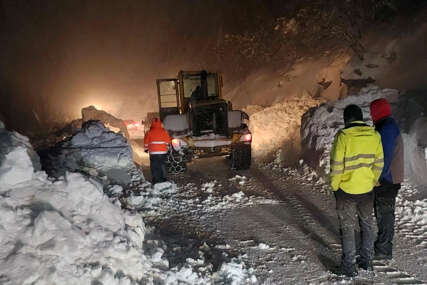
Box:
[374,180,400,257]
[335,189,375,272]
[149,154,167,184]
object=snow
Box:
[405,117,427,186]
[0,127,40,189]
[0,171,150,284]
[45,121,138,185]
[213,259,257,285]
[0,123,258,285]
[201,181,216,193]
[301,86,400,175]
[396,182,427,230]
[300,85,427,188]
[0,146,35,189]
[125,179,279,218]
[229,175,247,185]
[257,243,275,250]
[248,91,324,163]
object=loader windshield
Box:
[182,73,218,99]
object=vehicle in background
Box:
[123,120,145,139]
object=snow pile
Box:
[301,86,400,175]
[82,105,130,138]
[0,122,40,189]
[163,255,256,285]
[248,92,324,164]
[213,260,257,284]
[0,171,152,284]
[45,121,138,185]
[0,123,258,285]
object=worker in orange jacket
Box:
[144,118,172,184]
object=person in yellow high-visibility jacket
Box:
[330,104,384,277]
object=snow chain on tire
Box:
[166,149,187,175]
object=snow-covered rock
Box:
[0,124,41,190]
[82,105,129,138]
[44,121,139,185]
[301,86,399,176]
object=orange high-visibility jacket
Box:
[144,119,171,154]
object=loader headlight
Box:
[240,133,252,142]
[172,138,182,150]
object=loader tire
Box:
[231,144,251,170]
[166,150,187,174]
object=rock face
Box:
[44,121,139,185]
[0,121,41,190]
[82,105,129,139]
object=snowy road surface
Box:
[140,156,427,284]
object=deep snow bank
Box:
[0,122,257,285]
[0,125,151,284]
[301,86,427,187]
[301,86,400,176]
[0,171,150,284]
[43,121,137,185]
[247,92,324,164]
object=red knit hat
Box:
[370,98,391,123]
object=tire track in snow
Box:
[396,221,427,251]
[249,168,342,269]
[249,167,427,285]
[372,260,427,285]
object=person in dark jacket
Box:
[370,98,404,260]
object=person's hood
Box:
[150,118,162,129]
[370,98,391,124]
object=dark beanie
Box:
[344,104,363,125]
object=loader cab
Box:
[178,70,223,113]
[157,71,224,119]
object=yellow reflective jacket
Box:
[330,121,384,194]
